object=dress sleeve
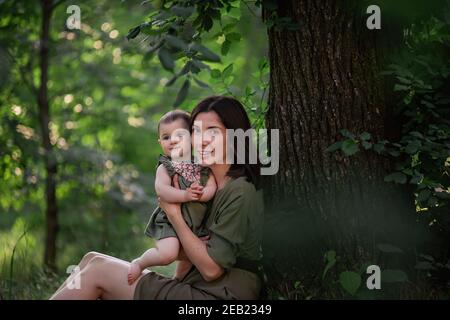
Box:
[158,154,176,177]
[206,192,249,270]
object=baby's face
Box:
[158,119,191,161]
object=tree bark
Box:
[38,0,58,271]
[263,0,417,288]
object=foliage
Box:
[327,13,450,263]
[125,0,270,123]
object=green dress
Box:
[145,155,210,240]
[134,176,264,300]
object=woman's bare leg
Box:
[53,251,100,295]
[50,254,149,300]
[128,237,179,285]
[52,251,126,296]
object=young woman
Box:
[50,96,264,300]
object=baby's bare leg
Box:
[127,237,179,285]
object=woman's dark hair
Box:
[158,110,191,133]
[190,96,261,189]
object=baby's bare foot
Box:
[127,259,142,285]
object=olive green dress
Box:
[145,155,210,239]
[134,176,264,300]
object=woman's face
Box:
[192,111,227,166]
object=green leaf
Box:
[165,75,178,87]
[409,131,423,139]
[158,47,175,71]
[427,196,438,207]
[221,40,231,55]
[192,43,221,62]
[387,149,401,157]
[405,140,421,154]
[415,261,434,270]
[417,189,431,202]
[373,143,385,154]
[394,84,409,91]
[410,173,423,185]
[222,63,234,78]
[222,23,237,33]
[193,77,210,89]
[377,243,403,253]
[147,40,164,55]
[173,79,190,108]
[359,132,371,140]
[202,16,214,31]
[258,59,269,72]
[381,269,408,283]
[322,250,336,280]
[342,139,359,156]
[436,191,450,200]
[190,59,209,71]
[419,254,434,262]
[338,271,361,296]
[361,141,372,150]
[226,32,241,42]
[340,129,355,139]
[165,35,188,51]
[210,69,221,79]
[178,61,192,76]
[126,26,141,40]
[326,141,342,152]
[384,172,407,184]
[403,92,414,105]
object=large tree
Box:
[262,0,416,292]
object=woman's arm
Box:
[155,165,201,203]
[160,201,224,282]
[173,260,193,280]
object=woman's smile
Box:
[192,112,227,166]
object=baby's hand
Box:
[184,185,203,202]
[190,182,203,191]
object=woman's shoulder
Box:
[223,176,259,199]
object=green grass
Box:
[0,208,175,300]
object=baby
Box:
[127,110,217,285]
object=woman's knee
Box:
[82,251,100,263]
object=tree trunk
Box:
[263,0,418,291]
[38,0,58,271]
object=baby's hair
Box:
[157,110,191,133]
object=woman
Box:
[50,96,264,300]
